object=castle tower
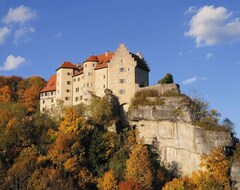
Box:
[56,61,76,106]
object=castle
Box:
[40,44,150,112]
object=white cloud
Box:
[182,76,206,85]
[0,55,26,71]
[13,25,35,44]
[2,5,36,24]
[52,32,62,39]
[0,26,10,44]
[185,5,240,47]
[206,53,214,60]
[179,52,183,56]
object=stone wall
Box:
[137,83,180,96]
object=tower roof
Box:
[86,55,99,62]
[56,61,76,71]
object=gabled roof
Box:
[41,74,56,92]
[130,53,150,71]
[56,61,76,71]
[95,52,114,70]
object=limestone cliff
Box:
[127,84,233,175]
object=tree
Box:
[125,144,153,189]
[199,147,231,190]
[158,73,174,84]
[97,170,118,190]
[88,128,107,176]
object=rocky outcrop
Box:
[127,84,233,175]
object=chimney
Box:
[136,52,142,59]
[105,51,109,57]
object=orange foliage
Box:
[0,85,13,103]
[119,181,140,190]
[125,144,153,190]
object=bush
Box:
[158,73,174,84]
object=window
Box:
[85,64,87,68]
[45,92,47,96]
[103,75,105,79]
[65,97,70,101]
[120,59,123,63]
[67,81,71,85]
[67,72,71,76]
[76,87,79,92]
[93,64,95,67]
[51,92,54,95]
[66,89,70,93]
[119,79,125,83]
[120,67,125,72]
[78,77,80,81]
[80,96,82,100]
[75,97,78,102]
[119,89,125,95]
[74,78,76,82]
[51,99,54,103]
[128,68,130,71]
[42,108,45,112]
[103,84,105,88]
[43,100,45,104]
[88,72,91,76]
[87,83,89,87]
[41,93,43,97]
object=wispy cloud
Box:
[0,26,10,44]
[206,53,214,60]
[185,5,240,47]
[52,32,62,39]
[182,76,207,85]
[2,5,36,24]
[0,55,26,71]
[14,25,35,44]
[185,6,198,14]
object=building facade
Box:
[40,44,150,112]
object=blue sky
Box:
[0,0,240,137]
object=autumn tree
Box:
[125,144,153,190]
[0,85,13,103]
[5,146,38,190]
[198,146,231,190]
[97,170,118,190]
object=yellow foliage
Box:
[125,144,153,190]
[97,170,118,190]
[59,107,89,136]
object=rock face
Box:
[127,84,233,175]
[231,162,240,189]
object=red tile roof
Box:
[56,61,76,71]
[41,74,56,92]
[95,52,114,70]
[86,55,99,62]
